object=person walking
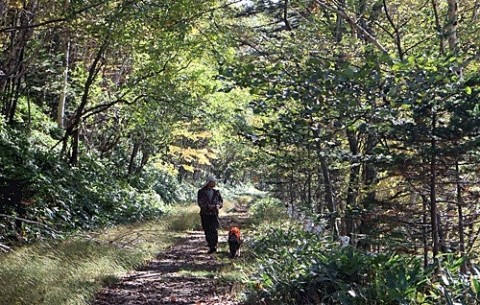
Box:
[197,176,223,254]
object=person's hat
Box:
[204,176,217,187]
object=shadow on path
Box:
[92,211,249,305]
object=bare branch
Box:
[81,95,144,121]
[0,213,64,235]
[382,0,403,59]
[0,243,12,252]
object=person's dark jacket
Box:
[197,187,223,215]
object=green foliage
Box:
[424,255,480,304]
[129,164,186,204]
[247,197,287,226]
[0,124,167,244]
[245,225,480,305]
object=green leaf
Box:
[471,278,480,296]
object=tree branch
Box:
[0,242,12,252]
[382,0,403,59]
[0,1,110,33]
[0,213,64,235]
[313,0,389,55]
[283,0,293,31]
[81,95,144,121]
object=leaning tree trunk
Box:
[63,38,109,165]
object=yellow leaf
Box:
[181,164,195,172]
[197,153,211,165]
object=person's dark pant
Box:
[200,214,219,250]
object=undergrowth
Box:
[219,197,480,305]
[242,223,480,305]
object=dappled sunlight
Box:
[92,209,250,305]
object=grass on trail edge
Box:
[0,211,189,305]
[0,195,280,305]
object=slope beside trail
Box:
[92,209,249,305]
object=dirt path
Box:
[92,210,249,305]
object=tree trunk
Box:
[128,142,141,175]
[437,212,447,253]
[1,2,37,123]
[307,145,312,208]
[382,0,404,59]
[335,0,346,42]
[63,38,109,165]
[57,39,70,128]
[8,54,24,124]
[315,139,337,236]
[316,162,324,214]
[356,131,378,250]
[430,110,440,273]
[345,129,360,238]
[346,130,360,207]
[431,0,445,54]
[69,128,79,165]
[363,132,378,203]
[473,0,480,21]
[446,0,458,51]
[55,0,70,128]
[456,160,466,273]
[137,151,150,174]
[422,195,428,268]
[445,0,462,80]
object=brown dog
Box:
[228,226,242,258]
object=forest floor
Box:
[92,208,250,305]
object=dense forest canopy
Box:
[1,0,480,295]
[232,0,480,260]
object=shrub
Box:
[0,125,168,245]
[248,197,287,226]
[245,224,480,305]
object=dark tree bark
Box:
[0,1,38,124]
[128,142,141,175]
[422,195,429,268]
[431,0,445,54]
[382,0,404,60]
[315,140,338,236]
[345,129,360,239]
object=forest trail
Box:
[92,209,249,305]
